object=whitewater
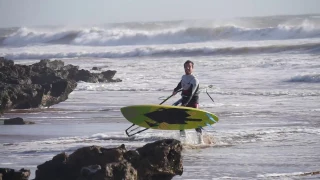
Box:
[0,14,320,179]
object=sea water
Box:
[0,14,320,179]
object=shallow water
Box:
[1,73,319,179]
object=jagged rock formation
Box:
[35,139,183,180]
[0,58,122,113]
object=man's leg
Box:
[186,103,202,135]
[180,129,186,137]
[172,99,186,137]
[186,103,202,143]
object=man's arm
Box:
[173,81,182,95]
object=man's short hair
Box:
[184,60,194,67]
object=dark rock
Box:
[79,165,101,178]
[0,81,76,111]
[0,84,45,110]
[3,117,34,125]
[0,57,14,67]
[93,162,137,180]
[132,139,183,179]
[101,70,116,80]
[75,69,100,83]
[77,163,137,180]
[59,64,80,80]
[33,59,65,70]
[92,67,101,71]
[35,139,183,180]
[40,79,77,107]
[0,57,121,113]
[0,58,77,112]
[0,64,32,84]
[74,69,121,83]
[67,145,127,179]
[35,152,68,180]
[0,168,30,180]
[101,70,122,82]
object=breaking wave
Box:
[2,42,320,60]
[1,19,320,46]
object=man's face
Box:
[184,62,193,75]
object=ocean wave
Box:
[1,27,79,46]
[2,42,320,60]
[1,20,320,46]
[287,74,320,83]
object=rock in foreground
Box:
[0,168,30,180]
[35,139,183,180]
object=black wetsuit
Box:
[174,74,200,107]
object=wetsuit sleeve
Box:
[173,81,182,92]
[183,78,199,105]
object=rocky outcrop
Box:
[3,117,34,125]
[0,168,30,180]
[34,139,183,180]
[0,58,122,113]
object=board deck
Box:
[121,105,219,130]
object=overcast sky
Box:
[0,0,319,27]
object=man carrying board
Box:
[172,60,202,137]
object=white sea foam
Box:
[1,40,319,60]
[75,81,320,97]
[257,171,320,178]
